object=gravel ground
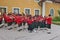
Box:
[0,24,60,40]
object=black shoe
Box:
[23,28,26,30]
[0,27,3,28]
[5,26,7,27]
[0,25,4,28]
[18,29,22,31]
[8,28,13,30]
[29,30,33,33]
[14,27,17,28]
[47,32,51,34]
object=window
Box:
[0,6,8,14]
[50,8,54,16]
[34,0,40,2]
[0,8,6,13]
[34,9,40,15]
[24,8,30,15]
[13,8,20,14]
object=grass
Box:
[53,21,60,25]
[52,16,60,25]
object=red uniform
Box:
[36,17,39,22]
[6,15,13,23]
[44,17,47,24]
[27,17,34,31]
[46,17,52,24]
[22,16,27,22]
[27,18,34,25]
[11,14,16,22]
[15,16,23,24]
[3,14,7,22]
[38,16,43,22]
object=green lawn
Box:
[53,21,60,25]
[52,16,60,25]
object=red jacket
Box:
[22,16,27,22]
[36,17,39,22]
[27,19,34,25]
[3,14,7,22]
[38,16,44,22]
[46,17,52,24]
[15,16,23,24]
[6,16,13,23]
[11,14,16,22]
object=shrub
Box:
[53,16,60,21]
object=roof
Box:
[55,0,60,3]
[48,0,60,3]
[40,0,60,3]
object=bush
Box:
[53,16,60,22]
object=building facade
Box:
[0,0,60,16]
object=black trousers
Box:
[0,21,2,24]
[46,24,51,29]
[44,22,46,28]
[28,24,34,31]
[33,22,38,28]
[13,21,17,25]
[23,22,26,26]
[7,22,12,26]
[18,23,22,27]
[38,22,44,28]
[4,20,7,23]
